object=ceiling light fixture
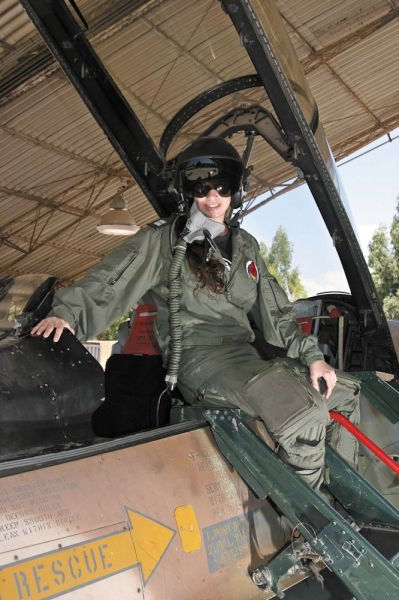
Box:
[96,193,140,236]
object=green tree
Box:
[368,200,399,319]
[96,311,132,341]
[391,200,399,264]
[259,226,307,301]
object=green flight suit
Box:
[49,221,360,488]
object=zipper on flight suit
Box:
[107,251,138,287]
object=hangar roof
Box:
[1,0,398,284]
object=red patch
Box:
[246,260,259,283]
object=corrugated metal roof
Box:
[1,0,398,284]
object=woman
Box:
[32,137,360,489]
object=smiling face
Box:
[194,188,232,223]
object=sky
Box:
[242,129,399,296]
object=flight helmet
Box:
[175,137,245,209]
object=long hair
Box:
[186,242,226,293]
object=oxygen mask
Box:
[182,203,225,244]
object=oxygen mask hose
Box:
[165,238,187,390]
[165,205,225,390]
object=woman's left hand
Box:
[309,359,337,399]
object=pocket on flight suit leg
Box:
[245,359,330,439]
[326,372,361,466]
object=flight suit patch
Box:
[245,260,259,283]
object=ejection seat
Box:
[91,303,172,437]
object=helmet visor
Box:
[179,157,242,197]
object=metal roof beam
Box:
[0,1,151,102]
[0,125,125,178]
[0,178,139,262]
[333,114,399,159]
[0,168,129,233]
[3,209,102,273]
[0,48,54,106]
[293,8,399,73]
[7,232,101,260]
[142,11,222,84]
[0,39,14,52]
[324,64,384,128]
[280,13,388,133]
[0,186,93,218]
[0,234,28,255]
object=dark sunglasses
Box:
[192,179,232,198]
[182,175,241,197]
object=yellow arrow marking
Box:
[0,508,175,600]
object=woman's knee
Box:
[328,374,361,420]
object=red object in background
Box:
[327,304,341,318]
[297,304,342,335]
[122,304,161,355]
[297,317,313,335]
[329,410,399,476]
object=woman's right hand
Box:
[31,317,75,342]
